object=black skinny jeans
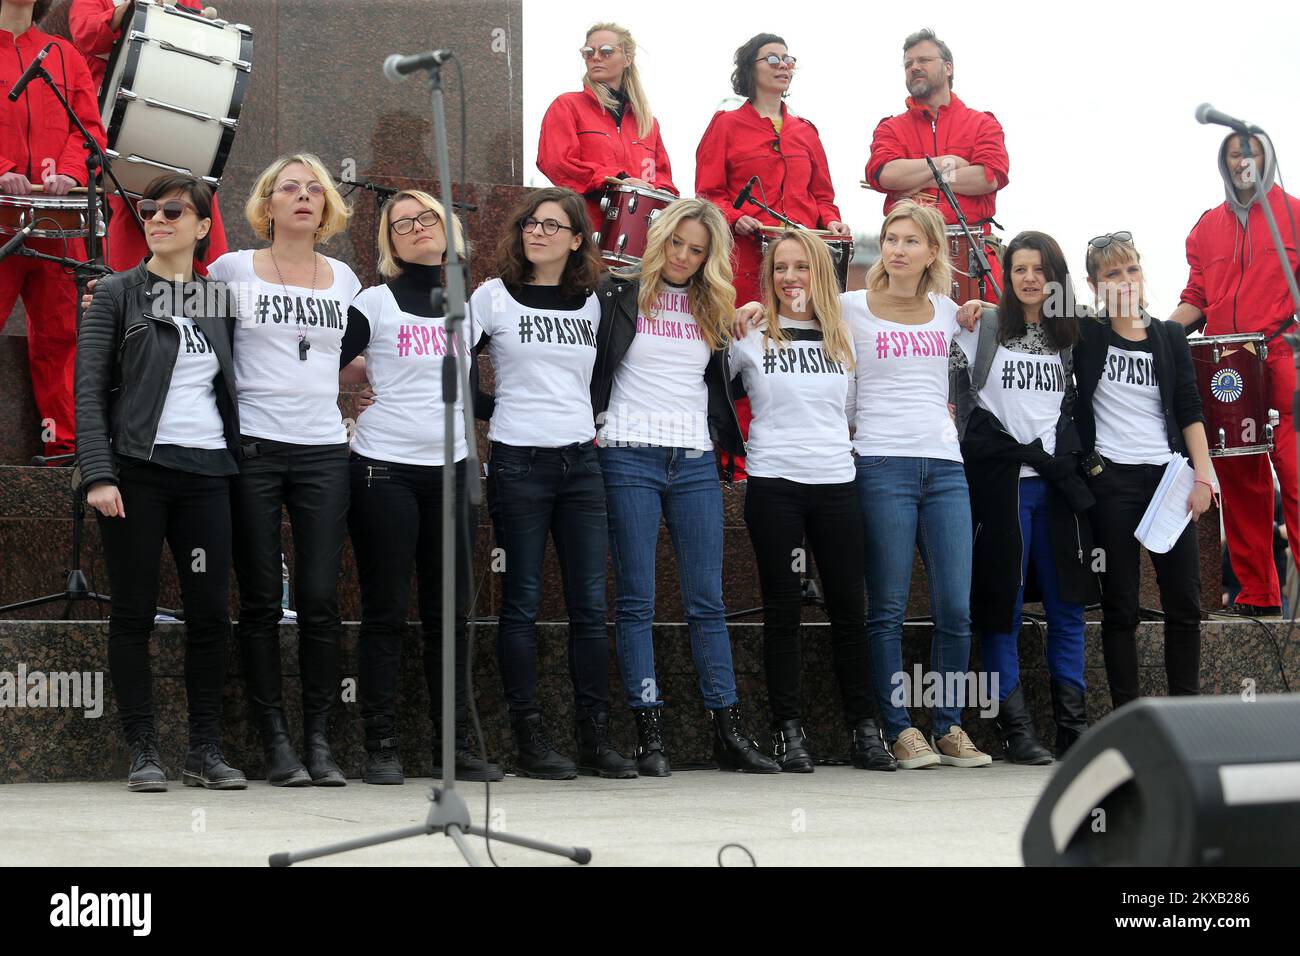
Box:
[232,438,349,724]
[99,458,232,745]
[1088,458,1202,707]
[743,476,874,727]
[348,455,475,730]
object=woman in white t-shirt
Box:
[590,198,777,776]
[205,153,361,788]
[470,186,635,780]
[730,229,896,773]
[338,190,503,786]
[843,201,991,770]
[950,231,1097,764]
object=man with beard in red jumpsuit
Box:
[1171,131,1300,618]
[0,0,107,457]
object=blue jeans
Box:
[856,455,973,742]
[599,445,737,710]
[486,441,609,717]
[978,478,1086,699]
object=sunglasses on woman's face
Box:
[757,54,797,67]
[1088,230,1133,249]
[138,199,195,221]
[580,44,619,60]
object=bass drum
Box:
[99,1,253,197]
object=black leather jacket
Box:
[590,271,745,457]
[74,260,240,492]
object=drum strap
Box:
[1264,315,1298,344]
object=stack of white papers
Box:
[1134,457,1195,553]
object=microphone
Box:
[0,222,34,262]
[733,176,758,211]
[8,42,53,102]
[1194,103,1262,135]
[383,50,453,82]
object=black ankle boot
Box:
[771,718,815,773]
[850,718,898,771]
[126,730,168,792]
[363,715,403,785]
[993,683,1054,765]
[1050,680,1089,758]
[510,713,577,780]
[183,742,248,790]
[303,714,346,786]
[431,723,505,782]
[709,705,780,773]
[258,709,311,787]
[634,708,670,777]
[576,710,637,779]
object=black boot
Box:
[850,718,898,771]
[576,710,637,779]
[363,715,403,785]
[633,708,670,777]
[1050,680,1089,758]
[510,713,577,780]
[709,705,780,773]
[126,730,168,792]
[183,742,248,790]
[431,723,505,783]
[993,683,1054,765]
[771,718,815,773]
[257,709,311,787]
[303,714,346,786]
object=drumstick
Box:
[28,186,102,194]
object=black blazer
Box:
[1073,311,1205,458]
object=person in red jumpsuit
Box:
[67,0,227,272]
[695,32,849,479]
[0,0,107,457]
[537,21,675,237]
[1171,131,1300,618]
[865,28,1009,300]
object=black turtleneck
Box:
[340,261,444,367]
[605,84,629,130]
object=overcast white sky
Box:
[522,0,1300,315]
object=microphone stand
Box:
[925,156,1002,301]
[736,188,804,230]
[270,55,589,868]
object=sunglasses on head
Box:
[1088,231,1133,249]
[138,199,196,221]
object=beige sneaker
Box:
[891,727,941,769]
[931,726,992,767]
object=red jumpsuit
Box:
[866,94,1009,298]
[537,86,676,238]
[0,25,107,457]
[695,101,842,479]
[67,0,227,272]
[1181,183,1300,607]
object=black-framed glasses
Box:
[138,199,196,221]
[519,217,574,237]
[580,44,619,60]
[390,209,441,235]
[275,180,326,197]
[757,54,796,68]
[1089,231,1133,249]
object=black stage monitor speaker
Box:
[1022,695,1300,866]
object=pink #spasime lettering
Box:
[872,329,948,360]
[396,324,468,358]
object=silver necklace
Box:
[269,246,318,360]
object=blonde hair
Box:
[865,200,952,299]
[760,230,855,368]
[376,190,467,279]
[1085,235,1147,310]
[634,198,734,351]
[245,153,351,244]
[582,22,654,140]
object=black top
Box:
[507,282,590,312]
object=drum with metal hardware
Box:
[595,179,679,267]
[946,226,1002,302]
[1188,332,1277,456]
[0,188,106,239]
[757,226,853,293]
[99,0,253,197]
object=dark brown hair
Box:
[141,173,214,261]
[494,187,601,299]
[998,231,1080,350]
[731,33,786,100]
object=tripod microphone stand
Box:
[271,51,589,867]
